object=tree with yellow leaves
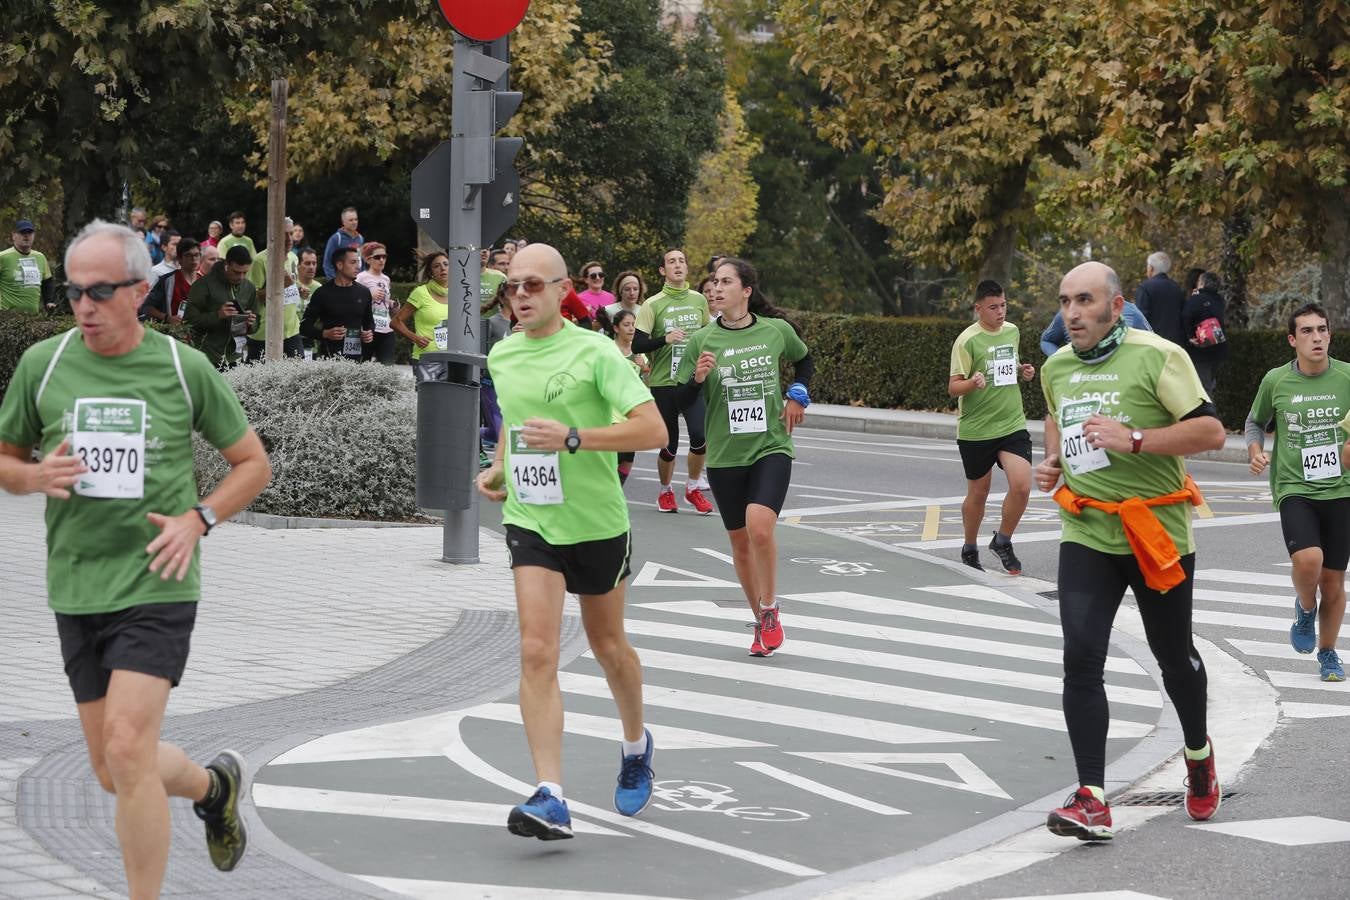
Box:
[683,88,761,276]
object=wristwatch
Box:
[565,427,582,454]
[1130,430,1144,454]
[193,503,218,535]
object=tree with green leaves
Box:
[778,0,1101,288]
[1089,0,1350,324]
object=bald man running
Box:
[476,244,668,839]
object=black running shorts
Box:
[505,525,633,595]
[705,453,793,531]
[956,429,1033,481]
[56,602,198,704]
[1278,495,1350,570]
[651,385,707,458]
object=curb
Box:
[806,404,1253,465]
[233,510,439,530]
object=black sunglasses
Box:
[63,279,140,302]
[369,254,387,260]
[587,271,605,279]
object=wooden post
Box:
[265,78,289,361]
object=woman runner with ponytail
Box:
[675,259,813,657]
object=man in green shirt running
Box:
[0,219,54,313]
[475,243,666,840]
[0,220,272,897]
[632,248,715,514]
[1246,302,1350,682]
[948,280,1036,573]
[215,211,256,260]
[1035,261,1225,840]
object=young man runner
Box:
[475,243,667,840]
[948,280,1036,573]
[0,221,271,897]
[632,248,715,514]
[1246,302,1350,682]
[1036,261,1225,840]
[676,258,811,657]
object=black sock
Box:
[198,766,226,812]
[992,532,1011,546]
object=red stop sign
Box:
[437,0,530,41]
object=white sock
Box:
[537,781,563,800]
[761,598,779,610]
[694,474,710,489]
[621,733,649,758]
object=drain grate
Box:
[1113,790,1237,807]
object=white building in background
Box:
[663,0,703,30]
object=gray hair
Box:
[1146,251,1171,274]
[1104,266,1123,299]
[65,219,153,282]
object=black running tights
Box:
[1058,541,1208,787]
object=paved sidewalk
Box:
[0,493,521,899]
[808,403,1252,463]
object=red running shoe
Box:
[749,624,773,658]
[1185,738,1221,821]
[657,487,678,513]
[1046,787,1113,841]
[685,486,714,515]
[759,606,784,651]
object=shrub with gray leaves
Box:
[194,359,419,520]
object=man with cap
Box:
[0,220,54,313]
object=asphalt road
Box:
[254,426,1349,900]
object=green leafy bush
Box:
[0,311,190,399]
[193,359,418,520]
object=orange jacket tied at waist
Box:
[1053,475,1205,593]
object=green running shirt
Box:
[676,316,809,469]
[1248,359,1350,508]
[949,321,1027,441]
[406,282,449,360]
[0,247,51,312]
[489,320,653,545]
[0,330,250,614]
[635,286,709,388]
[1040,329,1210,556]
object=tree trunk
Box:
[1320,188,1350,328]
[977,162,1031,289]
[1220,212,1252,330]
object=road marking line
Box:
[1192,608,1297,633]
[1279,702,1350,719]
[1196,568,1294,588]
[914,584,1032,608]
[635,601,1146,675]
[269,703,771,765]
[631,561,739,588]
[559,672,994,745]
[789,751,1012,800]
[440,711,826,876]
[1225,638,1307,661]
[616,619,1159,707]
[1267,670,1350,692]
[735,761,909,815]
[922,505,941,541]
[1194,588,1290,610]
[908,512,1284,550]
[251,784,627,835]
[356,876,683,900]
[781,493,989,518]
[693,547,734,565]
[786,590,1062,637]
[626,647,1154,735]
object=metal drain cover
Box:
[1113,790,1237,807]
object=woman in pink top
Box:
[576,259,616,317]
[357,242,398,364]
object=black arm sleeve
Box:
[631,329,666,354]
[791,353,815,388]
[675,377,703,410]
[1181,401,1219,421]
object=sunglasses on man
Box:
[62,279,141,302]
[505,277,564,296]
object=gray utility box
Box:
[416,349,487,512]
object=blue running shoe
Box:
[614,728,655,817]
[1318,648,1344,682]
[507,787,573,840]
[1291,599,1318,654]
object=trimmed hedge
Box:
[787,310,1296,431]
[0,308,1309,434]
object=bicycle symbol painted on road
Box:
[790,557,884,577]
[650,780,810,822]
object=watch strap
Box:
[1130,431,1144,454]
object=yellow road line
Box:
[922,505,941,541]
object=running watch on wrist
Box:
[565,428,581,454]
[193,503,217,535]
[1130,430,1144,454]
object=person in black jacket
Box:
[1181,270,1229,397]
[1134,251,1186,346]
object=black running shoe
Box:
[989,534,1022,575]
[960,545,983,571]
[194,750,248,872]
